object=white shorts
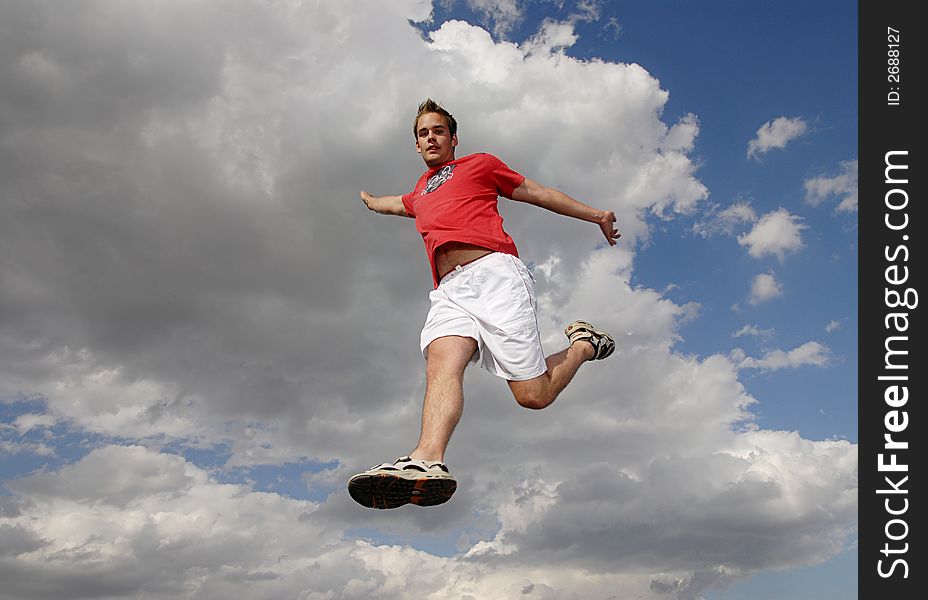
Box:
[420,252,547,381]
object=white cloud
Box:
[736,341,832,371]
[663,112,700,153]
[0,2,855,598]
[3,445,344,598]
[0,439,855,599]
[748,272,782,305]
[805,160,858,212]
[747,116,808,160]
[738,209,807,261]
[571,0,603,23]
[469,0,524,38]
[523,18,579,54]
[603,16,622,39]
[825,320,841,333]
[732,324,776,340]
[0,439,57,458]
[12,412,57,435]
[694,199,757,237]
[13,445,196,508]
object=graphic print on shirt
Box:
[422,164,456,195]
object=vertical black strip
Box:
[859,0,921,595]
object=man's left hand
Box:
[599,211,620,246]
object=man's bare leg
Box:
[408,335,478,463]
[508,340,595,410]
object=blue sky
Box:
[0,1,857,598]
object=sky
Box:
[0,1,858,599]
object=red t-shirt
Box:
[402,153,525,287]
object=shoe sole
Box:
[347,472,457,509]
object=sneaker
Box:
[565,320,615,361]
[347,456,457,509]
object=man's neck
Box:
[426,154,456,169]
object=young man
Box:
[348,99,619,509]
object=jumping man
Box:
[348,99,620,509]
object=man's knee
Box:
[511,385,550,410]
[426,357,463,381]
[516,394,547,410]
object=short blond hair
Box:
[413,98,457,138]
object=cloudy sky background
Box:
[0,1,857,599]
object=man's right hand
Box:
[360,190,376,211]
[360,191,410,217]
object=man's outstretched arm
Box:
[510,178,620,246]
[360,191,412,217]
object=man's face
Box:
[415,112,457,167]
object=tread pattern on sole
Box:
[348,473,457,509]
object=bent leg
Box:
[409,335,478,463]
[508,340,594,410]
